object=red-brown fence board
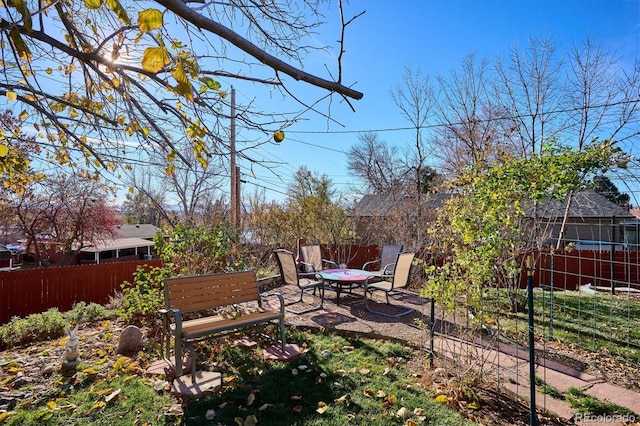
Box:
[0,260,162,324]
[321,244,379,269]
[528,249,640,291]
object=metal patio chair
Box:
[274,249,325,314]
[362,244,403,280]
[363,251,416,318]
[298,244,338,273]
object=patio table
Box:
[317,268,373,305]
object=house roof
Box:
[532,191,634,219]
[353,191,633,219]
[115,224,161,239]
[352,193,451,217]
[80,237,155,253]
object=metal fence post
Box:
[527,254,539,426]
[429,246,436,368]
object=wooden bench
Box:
[160,270,286,378]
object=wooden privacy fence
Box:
[320,244,379,269]
[4,245,636,325]
[529,249,640,291]
[0,260,162,324]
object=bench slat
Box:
[172,310,281,339]
[165,271,260,312]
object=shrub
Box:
[0,308,68,348]
[119,265,170,319]
[64,301,116,324]
[118,223,247,319]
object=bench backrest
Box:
[164,271,260,313]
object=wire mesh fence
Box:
[425,216,640,420]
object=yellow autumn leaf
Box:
[196,156,208,169]
[85,0,102,9]
[18,110,28,120]
[6,91,17,101]
[46,67,53,74]
[171,62,189,85]
[47,401,57,410]
[141,46,169,73]
[468,401,480,409]
[273,130,285,144]
[316,401,328,414]
[435,394,448,403]
[91,401,106,410]
[138,8,163,33]
[0,145,9,157]
[105,0,130,24]
[128,186,134,193]
[165,164,176,176]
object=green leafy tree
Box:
[153,222,243,277]
[423,139,628,316]
[284,167,355,247]
[120,222,243,318]
[121,191,165,227]
[592,175,630,208]
[245,167,354,263]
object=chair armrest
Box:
[382,262,395,274]
[362,259,380,270]
[260,292,286,315]
[299,260,316,272]
[323,259,339,269]
[299,270,317,279]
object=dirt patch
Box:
[406,354,570,426]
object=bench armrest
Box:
[259,292,286,316]
[159,307,183,335]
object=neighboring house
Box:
[351,193,451,244]
[115,224,162,240]
[352,191,636,248]
[0,245,12,270]
[78,237,156,264]
[77,224,162,264]
[531,191,636,249]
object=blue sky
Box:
[234,0,640,203]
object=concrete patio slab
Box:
[170,371,222,399]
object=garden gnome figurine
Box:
[61,325,81,373]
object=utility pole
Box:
[230,87,240,229]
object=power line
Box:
[286,98,640,135]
